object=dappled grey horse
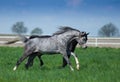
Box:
[25,32,89,69]
[13,27,88,71]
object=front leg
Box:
[71,52,80,70]
[62,55,70,67]
[61,52,74,71]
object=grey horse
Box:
[7,27,88,71]
[25,31,89,69]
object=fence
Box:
[0,35,120,48]
[87,37,120,48]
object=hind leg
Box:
[29,53,44,67]
[37,55,44,66]
[25,54,36,69]
[13,53,28,71]
[25,53,43,69]
[25,52,39,69]
[13,49,35,71]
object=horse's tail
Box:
[5,38,20,44]
[5,35,29,44]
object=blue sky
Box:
[0,0,120,36]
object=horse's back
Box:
[27,37,58,52]
[29,35,51,39]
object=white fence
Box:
[87,37,120,48]
[0,35,120,48]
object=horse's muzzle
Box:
[81,44,87,49]
[83,45,87,49]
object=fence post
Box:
[95,38,98,47]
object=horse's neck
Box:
[67,39,78,51]
[56,33,75,44]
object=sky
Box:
[0,0,120,36]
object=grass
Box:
[0,47,120,82]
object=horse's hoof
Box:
[13,66,17,71]
[70,66,74,71]
[71,68,74,71]
[76,65,80,70]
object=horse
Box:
[6,26,88,71]
[25,32,89,69]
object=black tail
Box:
[5,35,28,44]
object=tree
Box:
[98,23,119,37]
[11,22,28,34]
[31,27,43,35]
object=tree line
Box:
[98,22,119,37]
[12,22,43,35]
[11,21,119,37]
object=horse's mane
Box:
[52,26,80,36]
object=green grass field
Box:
[0,47,120,82]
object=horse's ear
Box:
[81,31,86,35]
[86,32,89,35]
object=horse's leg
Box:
[61,51,74,71]
[13,53,29,71]
[62,40,77,67]
[71,52,80,70]
[25,54,36,69]
[37,55,44,66]
[25,52,43,69]
[62,55,70,67]
[13,48,34,71]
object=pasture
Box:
[0,47,120,82]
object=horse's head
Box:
[76,32,89,49]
